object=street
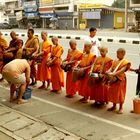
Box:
[0,30,140,140]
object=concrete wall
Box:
[0,11,9,23]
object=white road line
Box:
[32,96,140,134]
[0,84,140,135]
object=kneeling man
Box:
[2,58,31,104]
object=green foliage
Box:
[112,0,125,8]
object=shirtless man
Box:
[2,58,32,104]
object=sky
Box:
[0,0,115,6]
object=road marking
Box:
[0,84,140,135]
[31,96,140,134]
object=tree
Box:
[112,0,125,8]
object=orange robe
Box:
[66,49,83,96]
[90,56,112,102]
[25,36,39,80]
[51,44,64,91]
[0,37,9,72]
[78,53,96,98]
[107,59,131,104]
[37,40,52,81]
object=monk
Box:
[62,39,83,98]
[77,41,96,103]
[24,29,39,85]
[35,31,52,89]
[0,32,9,81]
[89,47,112,107]
[47,37,64,93]
[3,31,23,63]
[106,48,131,114]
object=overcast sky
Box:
[0,0,115,6]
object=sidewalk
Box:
[0,78,140,140]
[0,104,82,140]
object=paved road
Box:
[1,28,140,39]
[0,36,139,140]
[4,36,140,68]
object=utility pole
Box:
[125,0,128,32]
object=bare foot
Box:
[17,99,28,104]
[117,109,123,114]
[9,97,17,102]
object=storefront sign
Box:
[82,11,101,19]
[24,1,37,8]
[25,12,38,18]
[40,13,54,18]
[24,6,38,12]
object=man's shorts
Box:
[2,72,26,85]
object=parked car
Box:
[0,23,12,29]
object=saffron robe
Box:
[90,56,112,102]
[0,37,9,72]
[37,40,52,81]
[25,36,39,80]
[51,44,64,91]
[107,59,131,103]
[78,53,96,98]
[66,49,83,96]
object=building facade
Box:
[22,0,40,28]
[130,0,140,30]
[4,0,19,25]
[0,2,9,23]
[39,0,78,29]
[79,4,134,29]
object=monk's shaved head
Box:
[69,39,76,45]
[84,41,92,47]
[117,48,126,55]
[10,31,16,36]
[41,31,47,36]
[52,36,58,41]
[99,46,108,52]
[10,31,17,39]
[51,36,58,45]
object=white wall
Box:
[0,11,9,23]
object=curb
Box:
[2,31,140,45]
